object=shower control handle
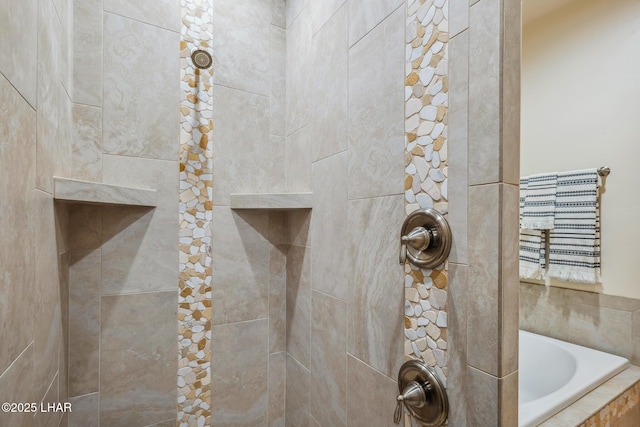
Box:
[394,360,448,426]
[400,209,451,268]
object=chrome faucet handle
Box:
[394,380,428,424]
[394,360,448,426]
[399,209,451,268]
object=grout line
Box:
[102,10,180,34]
[0,341,34,380]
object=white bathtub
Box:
[518,330,629,426]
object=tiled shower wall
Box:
[65,0,181,426]
[0,0,73,425]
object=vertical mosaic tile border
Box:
[178,0,214,425]
[403,0,449,400]
[579,382,640,427]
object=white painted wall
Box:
[521,0,640,299]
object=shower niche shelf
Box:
[230,192,313,211]
[53,177,157,207]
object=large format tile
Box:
[101,155,178,295]
[212,85,270,205]
[33,190,63,401]
[68,393,99,427]
[0,0,37,106]
[286,354,310,427]
[286,4,312,134]
[347,196,404,377]
[212,0,270,95]
[287,246,312,368]
[68,249,101,397]
[468,0,501,185]
[68,204,102,250]
[269,246,287,353]
[447,31,469,264]
[449,0,469,38]
[270,25,286,137]
[100,291,178,426]
[71,103,102,182]
[348,7,404,199]
[467,184,504,376]
[502,0,521,186]
[104,0,179,31]
[286,125,312,192]
[37,0,70,193]
[211,207,271,325]
[0,75,36,375]
[346,355,397,427]
[211,319,268,426]
[0,344,35,427]
[72,0,102,105]
[268,352,286,427]
[311,152,348,300]
[311,5,348,161]
[501,183,520,374]
[103,13,179,160]
[348,0,403,46]
[310,291,347,427]
[568,304,633,359]
[447,264,468,426]
[310,0,346,34]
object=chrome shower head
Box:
[191,49,213,70]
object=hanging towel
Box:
[520,172,558,230]
[547,169,601,283]
[519,177,546,280]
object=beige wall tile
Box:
[450,0,470,38]
[0,0,37,106]
[269,135,287,192]
[104,0,180,32]
[35,373,61,427]
[68,204,102,251]
[287,246,312,368]
[68,393,99,427]
[0,75,36,375]
[100,291,178,426]
[37,0,71,193]
[501,183,520,374]
[72,0,102,106]
[272,0,286,28]
[211,319,268,426]
[270,246,287,353]
[447,264,468,426]
[348,0,403,46]
[213,0,271,95]
[286,354,310,427]
[311,0,346,34]
[268,352,286,427]
[502,0,521,186]
[289,210,311,247]
[448,30,469,264]
[346,355,397,427]
[310,291,347,427]
[466,367,498,426]
[467,184,500,375]
[101,155,177,295]
[212,85,270,205]
[211,207,270,325]
[468,0,501,185]
[519,283,572,342]
[59,251,69,404]
[633,309,640,365]
[311,152,349,300]
[286,4,312,134]
[34,190,63,401]
[311,5,348,162]
[568,304,633,359]
[286,0,309,26]
[71,104,102,182]
[103,13,179,160]
[270,26,286,137]
[286,125,312,192]
[348,7,404,199]
[0,343,35,427]
[68,249,101,397]
[348,196,404,378]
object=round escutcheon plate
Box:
[397,360,449,426]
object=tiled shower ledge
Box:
[539,365,640,426]
[230,192,313,210]
[53,177,157,207]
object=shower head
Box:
[191,49,213,70]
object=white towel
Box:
[519,177,546,280]
[520,172,558,230]
[547,169,601,283]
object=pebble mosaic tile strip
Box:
[404,0,450,393]
[178,0,214,425]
